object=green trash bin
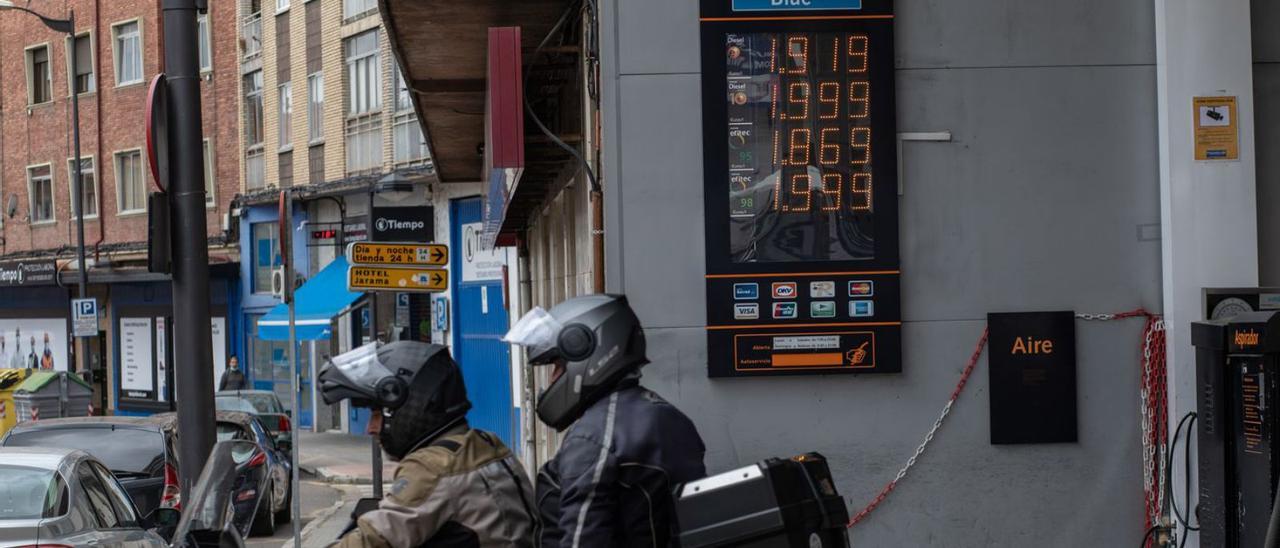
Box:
[13,371,93,423]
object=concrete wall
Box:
[601,0,1161,544]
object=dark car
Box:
[156,410,291,538]
[214,390,292,453]
[0,416,181,518]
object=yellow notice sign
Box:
[1193,96,1239,161]
[347,266,448,293]
[347,242,448,266]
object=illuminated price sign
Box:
[701,0,901,378]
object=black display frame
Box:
[700,0,902,377]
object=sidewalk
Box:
[296,430,396,484]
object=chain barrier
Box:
[847,309,1166,533]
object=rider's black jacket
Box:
[536,380,706,547]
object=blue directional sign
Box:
[732,0,862,11]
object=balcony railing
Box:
[242,14,262,58]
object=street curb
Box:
[298,462,395,485]
[281,498,345,548]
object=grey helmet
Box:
[504,294,647,430]
[318,341,472,460]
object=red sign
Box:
[145,74,169,193]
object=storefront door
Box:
[249,315,314,429]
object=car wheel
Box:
[275,479,292,524]
[251,485,276,537]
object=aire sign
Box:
[732,0,862,11]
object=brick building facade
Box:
[0,0,243,416]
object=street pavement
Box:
[245,479,346,548]
[296,430,397,484]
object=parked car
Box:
[0,446,170,547]
[1,416,181,517]
[171,440,263,548]
[156,410,291,537]
[214,390,292,453]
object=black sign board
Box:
[0,260,57,287]
[371,206,433,243]
[987,311,1078,444]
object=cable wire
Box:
[524,0,601,193]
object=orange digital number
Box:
[818,82,840,120]
[848,35,869,73]
[851,127,871,166]
[790,174,812,213]
[850,81,870,119]
[850,173,872,212]
[819,128,841,165]
[783,36,809,74]
[769,36,779,74]
[821,174,842,212]
[781,82,809,120]
[787,129,811,166]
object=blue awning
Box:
[257,256,363,341]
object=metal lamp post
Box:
[0,2,90,380]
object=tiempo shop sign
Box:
[371,206,435,243]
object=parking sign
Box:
[72,298,99,338]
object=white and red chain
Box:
[846,309,1166,534]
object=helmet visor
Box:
[503,307,563,364]
[320,342,395,403]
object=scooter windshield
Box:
[171,440,264,548]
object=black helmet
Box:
[318,341,471,460]
[504,294,647,430]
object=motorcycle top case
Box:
[675,452,850,548]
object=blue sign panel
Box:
[732,0,862,11]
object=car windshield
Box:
[0,465,59,520]
[215,394,282,414]
[4,428,164,476]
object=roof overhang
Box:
[378,0,570,184]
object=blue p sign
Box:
[74,299,95,317]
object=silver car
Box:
[0,447,167,547]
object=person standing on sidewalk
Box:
[504,294,707,547]
[318,340,537,547]
[218,356,246,391]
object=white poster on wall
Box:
[461,222,506,282]
[120,318,154,396]
[210,317,227,391]
[156,318,168,402]
[0,318,70,372]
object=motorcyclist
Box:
[317,340,537,547]
[504,294,707,547]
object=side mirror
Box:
[219,522,246,548]
[275,433,292,453]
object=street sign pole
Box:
[282,191,302,548]
[368,188,384,500]
[161,0,215,499]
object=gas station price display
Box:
[700,0,901,377]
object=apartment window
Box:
[242,0,262,59]
[197,12,211,72]
[27,165,54,223]
[252,223,280,293]
[278,82,293,149]
[246,149,265,190]
[203,139,216,205]
[115,150,146,213]
[67,158,98,219]
[69,34,96,94]
[277,0,289,12]
[113,21,143,86]
[27,45,52,104]
[307,73,323,143]
[393,116,428,166]
[343,0,376,20]
[345,30,380,116]
[244,71,264,147]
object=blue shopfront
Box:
[111,270,243,417]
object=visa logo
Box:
[772,282,798,299]
[735,303,760,320]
